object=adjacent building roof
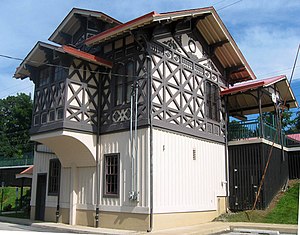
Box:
[221,75,298,116]
[14,42,112,79]
[85,7,255,83]
[16,165,33,179]
[49,8,122,45]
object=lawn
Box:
[217,180,299,224]
[0,186,30,212]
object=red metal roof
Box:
[286,134,300,142]
[62,45,113,68]
[221,75,286,96]
[19,166,34,175]
[85,11,157,45]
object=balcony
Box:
[228,119,300,147]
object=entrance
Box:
[35,173,47,220]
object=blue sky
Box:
[0,0,299,111]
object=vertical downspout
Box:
[134,80,139,195]
[146,54,153,232]
[130,88,134,194]
[224,96,229,200]
[95,68,102,228]
[55,162,61,223]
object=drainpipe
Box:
[145,54,153,232]
[224,96,229,200]
[55,161,61,223]
[95,68,103,228]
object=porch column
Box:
[258,89,264,138]
[69,164,77,225]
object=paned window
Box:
[54,66,68,82]
[48,159,61,196]
[39,67,51,87]
[104,154,119,197]
[205,81,220,121]
[114,61,134,106]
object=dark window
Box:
[49,110,55,122]
[57,108,64,120]
[104,154,119,197]
[114,61,134,106]
[39,67,51,87]
[205,81,219,121]
[33,114,40,126]
[54,66,68,82]
[41,112,47,124]
[48,159,61,196]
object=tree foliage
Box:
[0,93,33,158]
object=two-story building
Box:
[15,7,257,231]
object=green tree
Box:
[0,93,33,158]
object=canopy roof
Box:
[221,75,298,116]
[14,42,112,79]
[49,8,122,45]
[16,165,33,179]
[85,7,255,83]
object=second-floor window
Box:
[114,61,134,106]
[205,81,220,122]
[38,66,68,87]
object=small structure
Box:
[221,75,298,210]
[16,165,33,209]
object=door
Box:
[35,174,47,221]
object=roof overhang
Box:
[49,8,122,45]
[85,7,255,83]
[16,165,33,179]
[221,75,298,116]
[14,42,112,79]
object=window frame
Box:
[48,158,61,196]
[113,61,134,106]
[205,81,220,122]
[103,153,120,198]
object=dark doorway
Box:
[35,173,47,221]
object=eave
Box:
[49,8,122,45]
[14,42,112,80]
[85,7,255,84]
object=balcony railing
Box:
[228,119,299,147]
[0,153,33,168]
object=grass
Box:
[0,186,30,211]
[216,180,299,224]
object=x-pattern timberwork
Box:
[66,60,99,128]
[150,38,224,140]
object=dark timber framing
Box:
[29,14,229,144]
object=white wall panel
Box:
[31,145,70,208]
[77,167,96,206]
[100,128,150,212]
[153,128,227,213]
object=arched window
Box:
[205,81,220,121]
[114,61,134,106]
[125,61,134,103]
[114,64,125,106]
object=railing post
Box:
[258,89,264,138]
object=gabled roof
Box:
[221,75,298,116]
[85,7,255,83]
[49,8,122,45]
[14,42,112,79]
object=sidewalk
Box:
[0,215,297,234]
